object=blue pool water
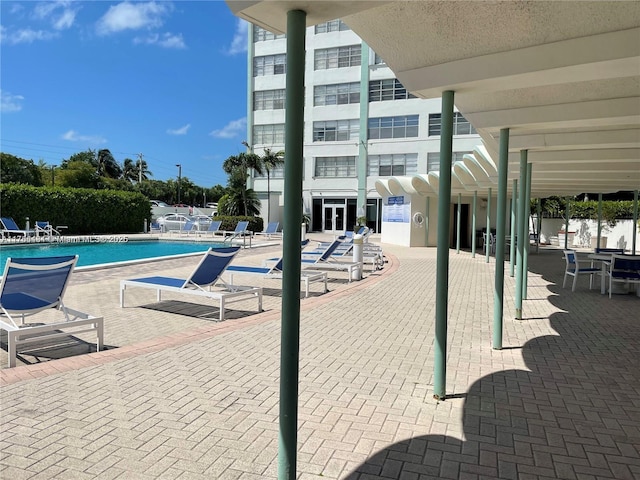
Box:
[0,240,226,271]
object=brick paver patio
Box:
[1,238,639,479]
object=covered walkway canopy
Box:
[231,0,640,196]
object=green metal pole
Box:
[564,198,570,250]
[515,150,528,319]
[522,163,532,300]
[472,191,477,258]
[493,128,509,350]
[456,193,461,253]
[485,188,492,263]
[246,25,255,191]
[434,90,454,401]
[278,10,305,480]
[597,193,603,250]
[633,190,638,255]
[509,179,517,277]
[357,42,370,220]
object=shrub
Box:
[0,183,150,234]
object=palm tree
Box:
[122,158,137,182]
[254,144,284,223]
[222,149,263,216]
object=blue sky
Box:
[1,1,250,186]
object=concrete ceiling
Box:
[227,1,640,197]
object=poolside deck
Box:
[1,237,639,479]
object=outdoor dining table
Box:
[587,253,613,295]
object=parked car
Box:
[205,202,218,209]
[155,213,212,232]
[150,200,170,207]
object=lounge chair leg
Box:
[572,275,578,292]
[8,331,17,368]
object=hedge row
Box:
[214,215,264,234]
[0,184,150,234]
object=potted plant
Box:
[354,215,368,234]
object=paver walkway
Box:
[1,240,639,479]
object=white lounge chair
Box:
[1,217,35,240]
[224,257,328,298]
[120,247,262,321]
[0,255,104,368]
[254,222,281,239]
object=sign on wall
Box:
[383,196,410,223]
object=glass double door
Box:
[323,205,345,234]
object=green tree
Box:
[122,158,138,182]
[248,142,284,223]
[57,160,98,188]
[95,149,122,179]
[222,149,263,216]
[221,169,260,216]
[0,153,44,186]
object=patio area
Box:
[1,239,639,479]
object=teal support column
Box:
[493,128,509,350]
[509,180,517,277]
[485,188,492,263]
[564,198,570,250]
[515,150,528,319]
[434,90,454,401]
[278,10,305,480]
[522,163,532,300]
[357,42,370,214]
[597,193,603,249]
[472,191,477,258]
[425,197,430,246]
[633,190,638,255]
[456,193,461,254]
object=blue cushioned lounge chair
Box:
[120,247,262,321]
[224,256,328,298]
[254,222,281,239]
[0,255,104,367]
[1,217,35,239]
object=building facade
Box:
[247,20,482,235]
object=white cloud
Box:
[224,19,247,55]
[1,90,24,113]
[96,1,170,36]
[167,124,190,135]
[61,130,107,144]
[33,1,78,31]
[133,32,186,49]
[209,118,246,139]
[0,26,57,45]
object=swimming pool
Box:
[0,240,227,272]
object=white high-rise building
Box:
[247,20,482,237]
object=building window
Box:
[314,45,361,70]
[314,82,360,106]
[368,115,419,139]
[427,151,471,172]
[315,156,356,177]
[315,19,350,33]
[368,153,418,176]
[428,113,477,136]
[369,79,416,102]
[255,164,285,179]
[313,119,359,142]
[254,89,286,110]
[253,124,285,145]
[253,54,287,76]
[253,25,285,42]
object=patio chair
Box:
[253,222,281,239]
[299,237,363,282]
[120,247,262,321]
[0,255,104,368]
[224,256,328,298]
[203,220,223,237]
[0,217,35,239]
[606,254,640,298]
[222,221,251,245]
[170,220,197,236]
[35,221,61,240]
[562,249,600,292]
[302,237,384,271]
